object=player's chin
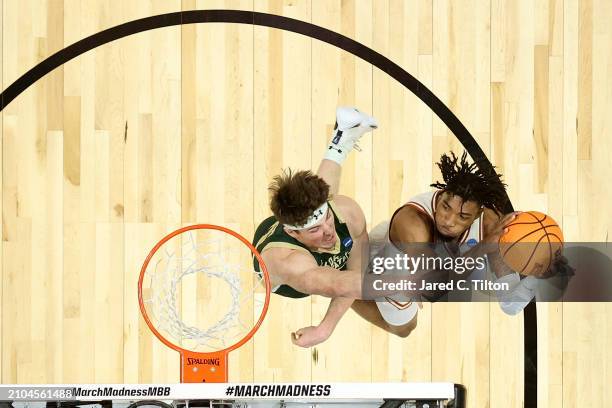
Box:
[438,227,459,238]
[321,237,337,248]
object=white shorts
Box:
[369,221,419,326]
[376,298,419,326]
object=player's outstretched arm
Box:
[271,250,363,298]
[468,208,537,315]
[291,197,369,347]
[291,297,354,348]
[317,159,343,196]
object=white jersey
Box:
[371,190,535,322]
[370,190,484,325]
[401,190,487,284]
[370,190,484,261]
[406,190,537,312]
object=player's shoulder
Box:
[261,245,317,281]
[390,204,433,243]
[393,204,433,227]
[330,195,366,232]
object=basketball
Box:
[498,211,564,276]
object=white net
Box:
[141,227,267,353]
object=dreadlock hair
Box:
[269,169,330,226]
[430,152,508,214]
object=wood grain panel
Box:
[1,2,611,406]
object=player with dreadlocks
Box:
[429,152,509,216]
[308,146,573,334]
[305,151,521,336]
[365,151,526,325]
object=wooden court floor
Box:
[2,1,611,407]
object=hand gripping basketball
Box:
[498,212,565,277]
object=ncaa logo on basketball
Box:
[467,238,478,247]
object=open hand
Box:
[483,211,521,245]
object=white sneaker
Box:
[331,106,378,152]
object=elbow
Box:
[317,281,351,298]
[295,275,337,298]
[296,268,361,298]
[499,301,524,316]
[334,274,362,298]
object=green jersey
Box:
[252,200,354,298]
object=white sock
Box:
[324,126,355,164]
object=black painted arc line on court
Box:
[0,9,537,406]
[0,9,498,188]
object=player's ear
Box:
[283,227,300,239]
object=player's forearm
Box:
[316,159,342,196]
[293,266,363,298]
[479,249,533,314]
[317,297,354,333]
[485,250,515,279]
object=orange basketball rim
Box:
[138,224,271,383]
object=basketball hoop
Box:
[138,224,271,383]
